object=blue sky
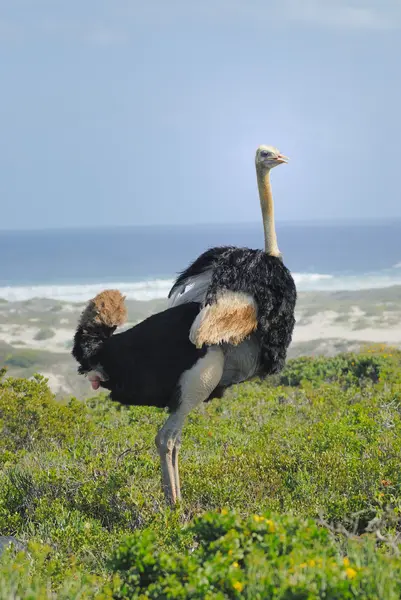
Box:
[1,0,401,229]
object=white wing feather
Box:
[168,266,261,384]
[168,270,213,308]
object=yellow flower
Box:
[253,515,263,523]
[265,519,276,532]
[343,557,350,567]
[221,508,228,516]
[345,567,357,579]
[300,563,307,568]
[309,559,316,567]
[233,581,244,592]
[233,562,239,568]
[228,550,233,556]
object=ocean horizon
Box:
[1,221,401,302]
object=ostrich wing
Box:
[168,247,233,308]
[168,270,212,307]
[169,246,296,376]
[189,291,258,348]
[193,247,297,375]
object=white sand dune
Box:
[0,321,139,354]
[2,312,401,355]
[293,311,401,345]
[0,324,72,353]
[40,372,72,394]
[1,293,401,395]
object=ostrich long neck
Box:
[256,166,280,256]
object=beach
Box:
[2,218,401,396]
[1,286,400,396]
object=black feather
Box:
[204,247,296,376]
[73,246,296,411]
[168,246,233,298]
[72,323,118,375]
[170,246,297,378]
[77,303,209,410]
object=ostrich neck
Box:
[256,166,280,257]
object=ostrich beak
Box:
[276,154,289,163]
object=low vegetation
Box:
[1,344,401,598]
[33,327,56,341]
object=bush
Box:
[0,371,91,455]
[0,543,112,599]
[0,348,401,597]
[278,346,398,387]
[3,350,41,368]
[110,510,401,599]
[33,327,55,341]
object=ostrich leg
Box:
[155,347,224,504]
[172,437,181,501]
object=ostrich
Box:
[72,145,296,504]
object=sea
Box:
[1,221,401,303]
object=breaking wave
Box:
[2,270,401,303]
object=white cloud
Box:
[1,0,400,46]
[117,0,401,32]
[277,0,401,30]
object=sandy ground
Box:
[1,290,401,395]
[40,372,72,395]
[1,310,401,355]
[0,322,138,353]
[293,310,401,345]
[0,324,73,353]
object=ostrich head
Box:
[255,145,288,170]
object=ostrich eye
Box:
[260,150,271,157]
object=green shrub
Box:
[110,510,401,599]
[278,347,399,387]
[0,371,91,455]
[0,542,113,599]
[0,348,401,597]
[4,350,41,368]
[33,327,55,341]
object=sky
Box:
[1,0,401,230]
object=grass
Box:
[1,344,401,598]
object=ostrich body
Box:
[72,146,297,504]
